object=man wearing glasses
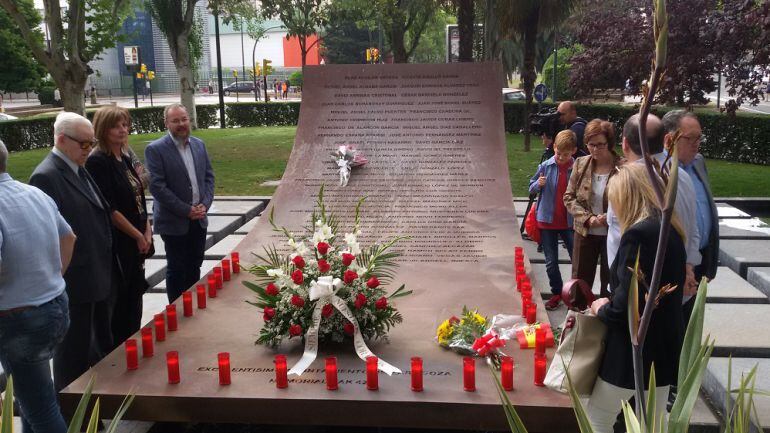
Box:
[662,110,718,322]
[29,112,115,393]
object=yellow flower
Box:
[436,319,454,345]
[473,312,486,325]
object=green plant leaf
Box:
[1,376,14,433]
[678,278,708,388]
[563,360,596,433]
[669,339,714,433]
[622,400,643,433]
[645,364,657,432]
[66,375,96,433]
[488,364,529,433]
[104,391,135,433]
[84,399,100,433]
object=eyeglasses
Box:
[64,134,98,150]
[587,142,608,148]
[678,134,704,146]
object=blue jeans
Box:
[0,292,70,433]
[540,229,574,295]
[162,221,206,302]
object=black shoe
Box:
[537,243,543,253]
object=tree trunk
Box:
[300,35,307,66]
[458,0,474,62]
[60,76,87,114]
[172,34,198,128]
[390,21,408,63]
[521,8,540,152]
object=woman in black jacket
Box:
[86,106,152,347]
[587,164,686,433]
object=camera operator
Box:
[557,101,588,157]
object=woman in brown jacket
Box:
[563,119,623,297]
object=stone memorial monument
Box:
[61,63,575,432]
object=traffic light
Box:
[262,59,273,76]
[140,63,147,73]
[232,68,238,78]
[147,71,155,80]
[366,48,371,62]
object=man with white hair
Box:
[0,138,76,433]
[29,112,115,392]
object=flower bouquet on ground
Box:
[244,186,410,375]
[333,145,368,187]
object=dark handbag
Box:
[561,278,596,311]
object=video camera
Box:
[529,108,562,139]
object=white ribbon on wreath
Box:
[287,275,401,376]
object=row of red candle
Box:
[125,346,517,391]
[515,246,548,385]
[127,253,242,367]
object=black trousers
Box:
[162,221,206,303]
[53,296,114,391]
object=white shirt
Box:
[606,155,701,268]
[588,173,609,236]
[170,132,200,205]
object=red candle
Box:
[366,356,378,390]
[208,275,217,298]
[166,304,178,331]
[125,339,138,370]
[213,267,222,289]
[325,357,338,390]
[275,354,288,388]
[182,291,193,317]
[166,351,180,384]
[141,327,153,357]
[501,356,514,391]
[463,356,476,392]
[218,352,231,385]
[535,327,546,354]
[521,298,530,318]
[526,304,537,325]
[515,264,525,277]
[516,274,526,292]
[522,280,532,293]
[196,285,207,309]
[514,246,523,257]
[534,352,547,386]
[222,259,231,281]
[411,357,423,392]
[231,252,240,273]
[154,313,166,342]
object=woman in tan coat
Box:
[563,119,623,297]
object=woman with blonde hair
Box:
[587,164,686,432]
[564,119,623,297]
[86,106,151,348]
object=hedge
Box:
[503,102,770,165]
[1,101,769,164]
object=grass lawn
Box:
[6,126,770,198]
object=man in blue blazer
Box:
[145,104,215,302]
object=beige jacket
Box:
[563,154,622,237]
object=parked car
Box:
[502,88,525,101]
[0,113,18,121]
[223,81,255,95]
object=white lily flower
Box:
[267,268,285,277]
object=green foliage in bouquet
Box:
[244,186,411,347]
[436,306,488,353]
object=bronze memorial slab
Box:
[61,63,576,432]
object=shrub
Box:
[541,45,583,101]
[289,71,303,88]
[37,86,55,105]
[225,102,300,127]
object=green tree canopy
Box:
[0,1,45,94]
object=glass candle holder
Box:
[166,304,178,331]
[501,356,514,391]
[208,275,217,298]
[534,352,547,386]
[521,297,531,318]
[463,357,476,392]
[526,304,537,325]
[535,327,546,354]
[275,354,288,388]
[222,259,231,281]
[218,352,231,385]
[141,327,153,357]
[182,291,193,317]
[366,356,378,390]
[125,339,138,370]
[411,357,423,392]
[325,357,338,390]
[231,252,240,273]
[166,351,180,384]
[154,313,166,342]
[213,267,222,290]
[196,284,207,309]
